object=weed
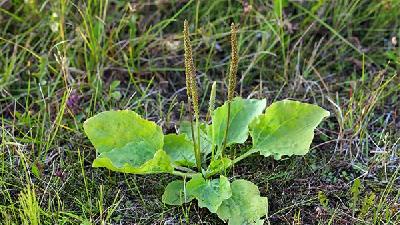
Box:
[83,22,329,224]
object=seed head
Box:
[183,20,192,98]
[183,20,199,117]
[227,23,238,101]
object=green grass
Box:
[1,0,399,224]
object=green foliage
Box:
[83,110,163,154]
[186,174,231,213]
[318,191,329,209]
[83,25,329,224]
[206,157,232,178]
[3,1,399,224]
[350,178,362,215]
[359,192,376,218]
[83,99,328,221]
[164,134,196,167]
[162,180,194,206]
[273,0,289,19]
[18,185,41,225]
[217,180,267,225]
[212,97,266,148]
[180,121,212,156]
[92,149,173,174]
[84,110,173,174]
[249,100,330,159]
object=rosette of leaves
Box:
[83,21,330,224]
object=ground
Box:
[0,0,399,224]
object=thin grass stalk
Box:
[221,23,238,158]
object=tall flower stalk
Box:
[222,23,238,157]
[183,20,202,171]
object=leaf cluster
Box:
[83,22,329,224]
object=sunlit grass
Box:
[0,0,399,224]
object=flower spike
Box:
[227,23,238,101]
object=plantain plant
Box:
[83,21,330,224]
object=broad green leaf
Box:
[180,121,212,156]
[93,149,173,174]
[249,100,330,159]
[206,158,232,178]
[83,110,163,154]
[187,174,231,213]
[162,180,194,205]
[212,97,266,148]
[255,220,265,225]
[217,180,267,225]
[84,110,172,174]
[164,134,196,167]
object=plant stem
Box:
[231,149,255,165]
[172,170,196,178]
[221,101,231,158]
[205,149,256,178]
[195,115,201,169]
[183,20,201,171]
[220,23,238,159]
[188,98,201,171]
[174,165,197,174]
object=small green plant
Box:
[83,21,330,224]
